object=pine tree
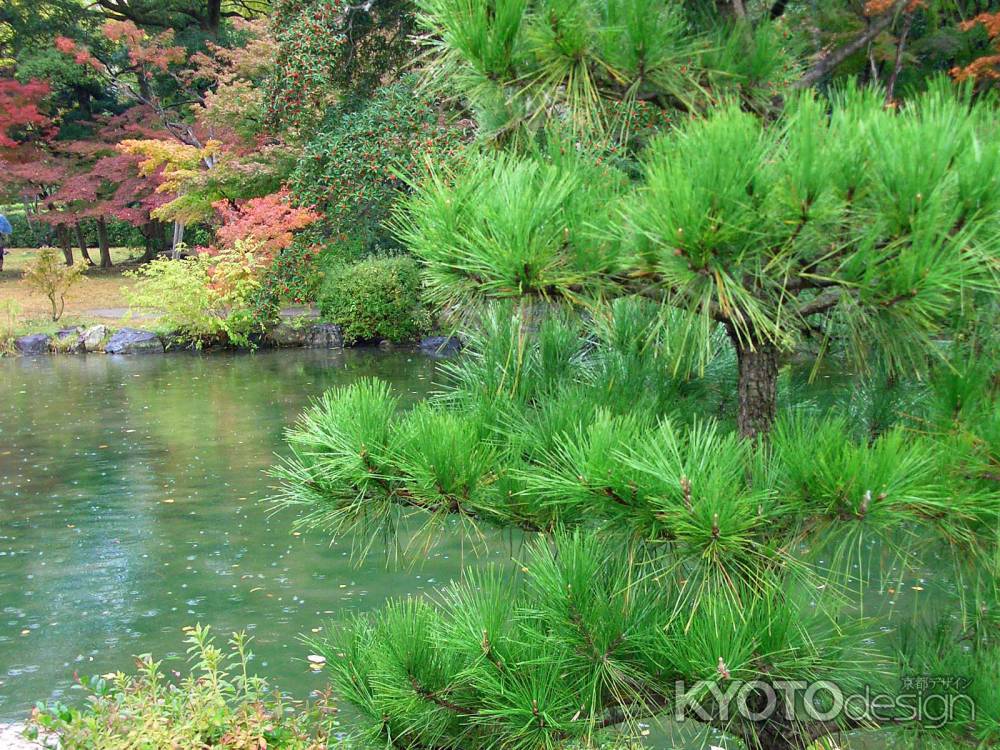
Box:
[274,2,1000,748]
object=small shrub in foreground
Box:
[319,255,430,344]
[27,624,341,750]
[125,243,278,348]
[0,299,20,356]
[24,247,87,321]
[124,255,218,341]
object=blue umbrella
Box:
[0,215,12,235]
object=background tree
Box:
[53,17,275,253]
[287,81,466,258]
[90,0,268,35]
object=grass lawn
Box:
[0,247,148,335]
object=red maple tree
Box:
[0,79,55,150]
[209,189,320,263]
[44,108,175,266]
[951,13,1000,83]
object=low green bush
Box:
[318,255,431,344]
[124,255,220,342]
[124,245,278,348]
[27,624,340,749]
[257,236,332,309]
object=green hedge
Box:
[319,255,431,344]
[3,214,143,248]
[2,212,215,250]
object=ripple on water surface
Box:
[0,348,509,719]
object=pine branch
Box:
[796,287,854,318]
[408,675,476,716]
[792,3,903,90]
[633,278,728,323]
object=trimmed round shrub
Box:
[319,256,431,344]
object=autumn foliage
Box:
[211,191,320,262]
[951,13,1000,83]
[0,79,54,150]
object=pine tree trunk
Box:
[735,338,779,439]
[56,225,74,266]
[96,217,113,268]
[75,223,95,265]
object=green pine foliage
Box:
[271,4,1000,750]
[415,0,796,139]
[396,81,1000,437]
[887,615,1000,749]
[312,531,880,750]
[396,144,627,304]
[400,83,1000,372]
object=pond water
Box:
[0,348,511,721]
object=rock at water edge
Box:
[419,336,463,356]
[54,327,85,353]
[304,323,343,349]
[103,328,164,355]
[80,325,109,353]
[14,334,51,355]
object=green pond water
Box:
[0,348,515,721]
